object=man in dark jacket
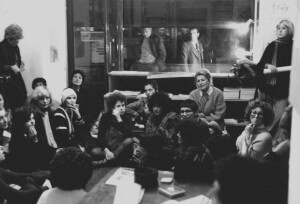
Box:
[131,27,166,72]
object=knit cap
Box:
[61,88,77,104]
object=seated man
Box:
[37,147,93,204]
[131,27,166,72]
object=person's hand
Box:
[265,63,277,73]
[104,148,115,160]
[245,123,254,135]
[20,61,25,72]
[11,65,20,73]
[112,108,122,122]
[69,104,81,118]
[30,171,51,185]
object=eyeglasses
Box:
[180,109,193,114]
[251,111,264,118]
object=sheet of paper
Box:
[113,183,144,204]
[105,167,135,186]
[180,195,211,204]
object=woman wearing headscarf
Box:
[53,88,85,149]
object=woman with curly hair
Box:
[69,70,90,123]
[90,92,134,165]
[236,99,274,160]
[145,91,179,150]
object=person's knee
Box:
[123,138,134,147]
[90,147,105,160]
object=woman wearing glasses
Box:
[236,99,274,160]
[0,24,27,109]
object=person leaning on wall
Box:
[0,24,27,109]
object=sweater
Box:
[189,86,226,129]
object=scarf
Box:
[34,107,57,148]
[266,38,292,86]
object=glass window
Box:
[122,0,254,73]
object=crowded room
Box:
[0,0,300,203]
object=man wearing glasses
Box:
[0,24,27,109]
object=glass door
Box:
[67,0,116,119]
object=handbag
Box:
[231,63,256,87]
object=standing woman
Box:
[69,70,90,123]
[189,69,226,130]
[0,24,27,109]
[236,99,274,160]
[53,88,85,149]
[28,86,57,169]
[255,20,294,138]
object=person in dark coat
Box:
[0,24,27,109]
[131,27,166,72]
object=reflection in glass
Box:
[122,0,254,73]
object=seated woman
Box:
[8,106,46,172]
[53,88,85,149]
[37,147,93,204]
[145,92,180,151]
[0,93,12,153]
[69,70,90,123]
[189,69,226,130]
[90,92,134,165]
[126,80,159,125]
[177,99,210,146]
[28,86,57,169]
[0,145,50,204]
[236,99,274,160]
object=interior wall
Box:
[253,0,296,62]
[0,0,68,101]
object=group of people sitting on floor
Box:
[0,19,294,204]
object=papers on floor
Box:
[161,195,211,204]
[107,168,144,204]
[113,182,145,204]
[105,167,135,186]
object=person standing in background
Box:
[131,27,166,72]
[181,28,204,72]
[0,24,27,109]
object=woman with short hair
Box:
[189,68,226,130]
[0,24,27,109]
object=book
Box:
[158,185,185,198]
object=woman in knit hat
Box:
[53,88,85,149]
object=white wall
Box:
[0,0,68,101]
[253,0,296,62]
